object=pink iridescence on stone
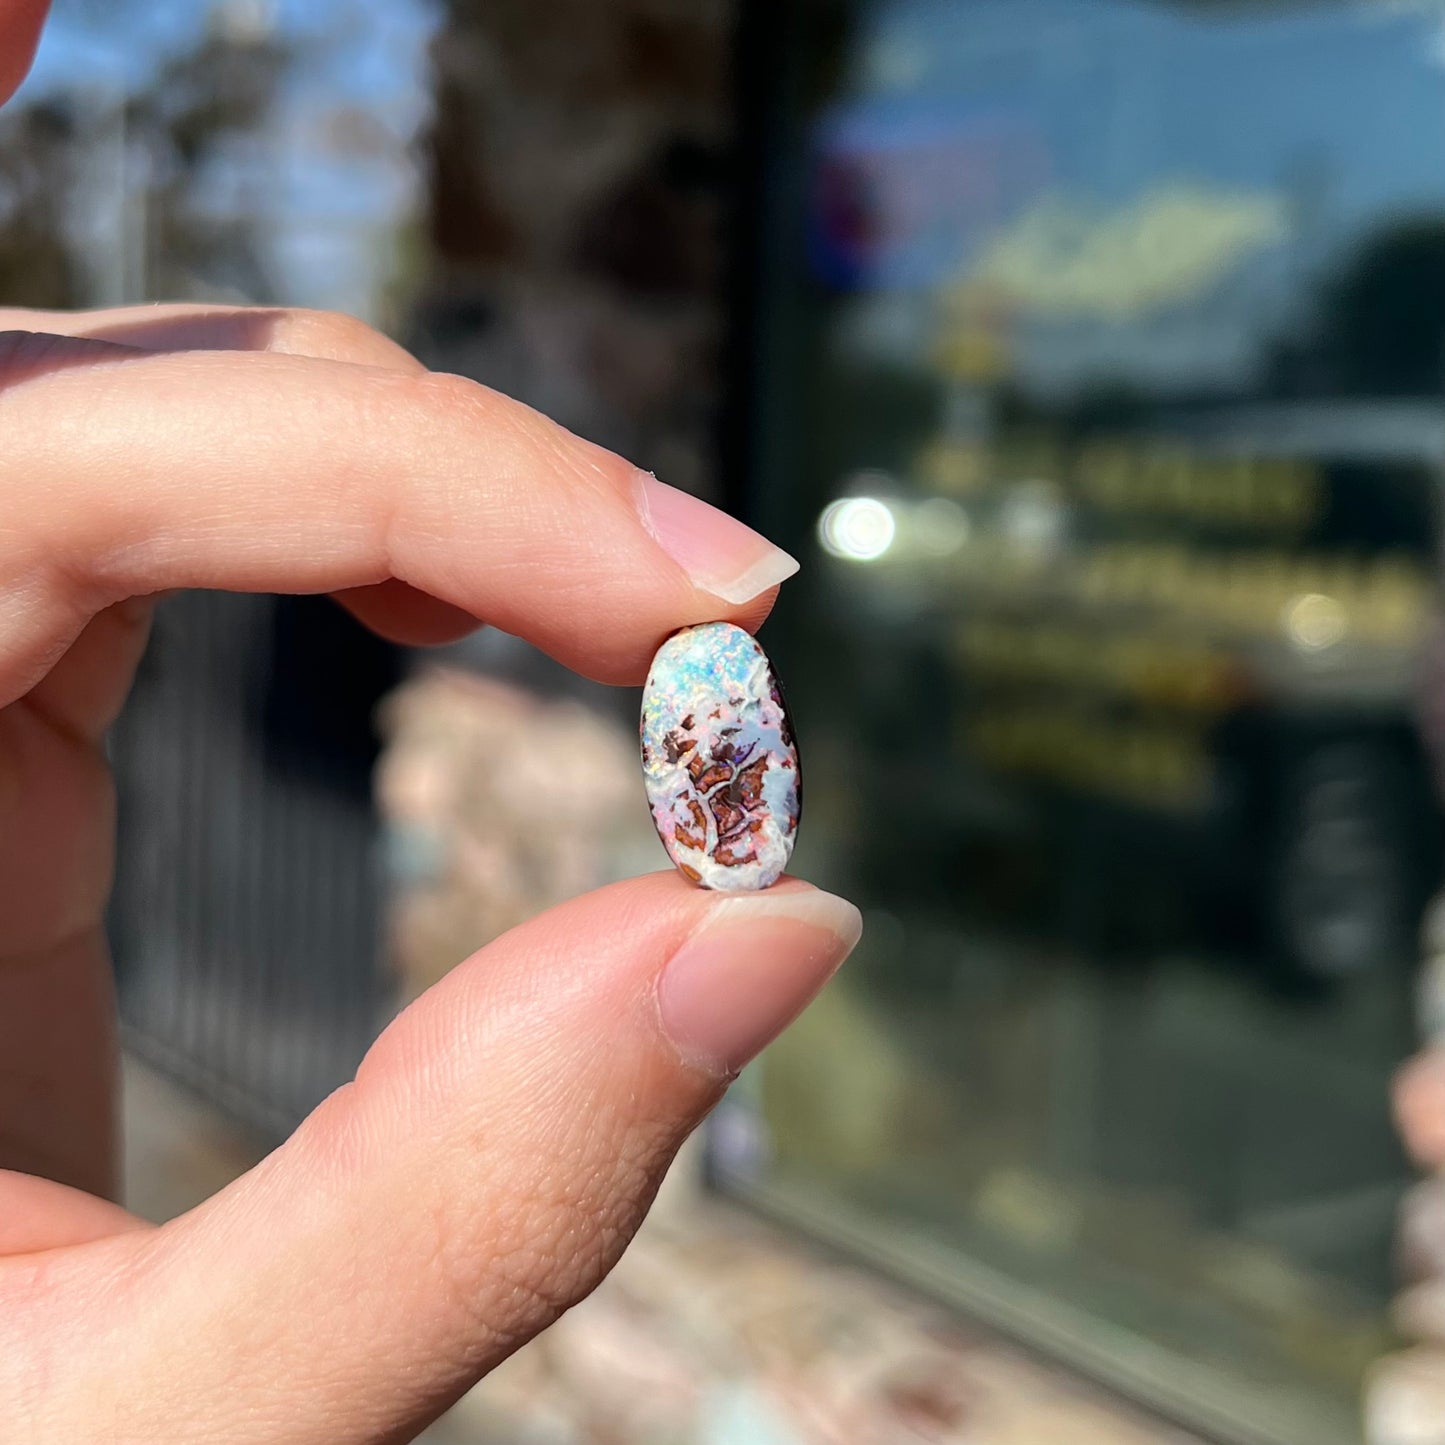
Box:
[640,622,801,890]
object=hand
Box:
[0,302,861,1441]
[0,14,859,1438]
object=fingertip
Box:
[657,878,861,1076]
[633,473,799,610]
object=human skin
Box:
[0,7,861,1440]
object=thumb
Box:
[14,874,860,1445]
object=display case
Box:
[720,3,1445,1441]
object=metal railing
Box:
[108,591,397,1138]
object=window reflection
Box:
[731,2,1445,1439]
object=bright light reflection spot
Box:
[818,496,897,561]
[1284,592,1347,652]
[914,497,970,555]
[1000,479,1066,551]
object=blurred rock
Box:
[376,667,661,997]
[1398,1179,1445,1283]
[1395,1279,1445,1342]
[444,1200,1191,1445]
[1367,1349,1445,1444]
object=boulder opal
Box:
[641,622,800,890]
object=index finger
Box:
[0,333,797,697]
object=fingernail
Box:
[658,887,862,1075]
[634,473,799,605]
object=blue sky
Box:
[19,0,439,316]
[819,0,1445,394]
[846,0,1445,244]
[27,0,436,122]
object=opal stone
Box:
[641,622,801,891]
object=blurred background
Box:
[7,1,1445,1442]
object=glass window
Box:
[722,3,1445,1440]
